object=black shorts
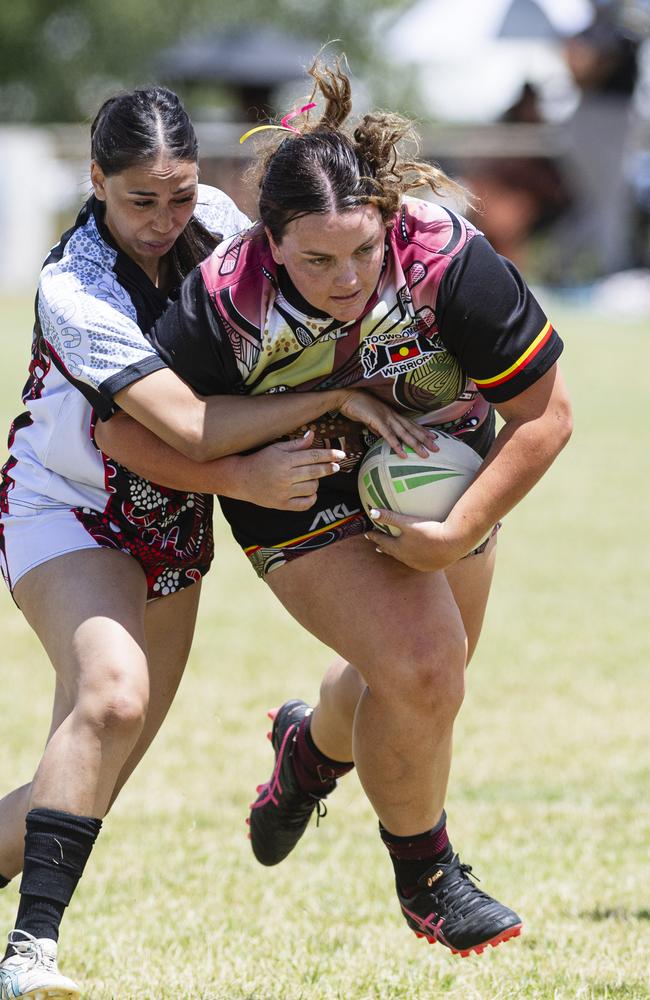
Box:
[220,409,496,579]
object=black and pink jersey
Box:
[149,196,562,466]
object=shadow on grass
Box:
[581,906,650,922]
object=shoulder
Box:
[394,196,479,258]
[193,184,251,240]
[200,227,272,295]
[39,211,134,322]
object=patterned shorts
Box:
[0,496,213,602]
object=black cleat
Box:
[247,699,335,866]
[398,854,523,956]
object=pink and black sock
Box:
[292,713,354,796]
[380,810,453,896]
[5,807,102,958]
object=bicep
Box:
[495,362,572,427]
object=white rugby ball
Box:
[358,430,482,536]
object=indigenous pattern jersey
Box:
[148,197,563,576]
[0,185,250,595]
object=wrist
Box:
[441,513,489,560]
[206,453,248,499]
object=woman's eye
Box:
[173,196,195,205]
[132,200,153,208]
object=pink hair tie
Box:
[239,102,317,144]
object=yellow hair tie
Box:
[239,102,316,144]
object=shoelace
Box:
[6,930,45,970]
[312,797,328,827]
[430,861,496,918]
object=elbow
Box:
[175,405,216,463]
[555,397,573,452]
[182,435,215,463]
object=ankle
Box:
[380,812,453,895]
[292,714,354,795]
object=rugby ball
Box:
[358,430,482,536]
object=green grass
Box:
[0,298,648,998]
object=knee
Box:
[78,669,149,741]
[378,625,467,719]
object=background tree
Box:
[0,0,411,123]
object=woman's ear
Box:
[90,161,106,201]
[265,227,283,265]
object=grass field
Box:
[0,295,648,999]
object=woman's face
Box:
[266,205,386,323]
[90,156,198,278]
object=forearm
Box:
[445,405,572,553]
[115,369,345,462]
[96,413,249,495]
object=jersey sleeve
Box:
[146,266,243,396]
[194,184,251,240]
[436,235,563,403]
[38,260,168,420]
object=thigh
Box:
[142,580,201,719]
[444,532,497,664]
[266,534,465,689]
[14,548,149,702]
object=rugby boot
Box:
[0,930,80,998]
[397,854,523,957]
[248,700,335,866]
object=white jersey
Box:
[0,185,249,597]
[3,184,249,512]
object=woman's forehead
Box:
[115,157,198,188]
[284,205,384,245]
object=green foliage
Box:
[0,0,410,123]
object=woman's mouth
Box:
[142,238,176,254]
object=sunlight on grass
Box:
[0,299,648,998]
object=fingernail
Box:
[303,430,310,439]
[369,508,380,520]
[331,463,340,472]
[375,547,383,554]
[363,533,369,540]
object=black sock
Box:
[5,808,102,957]
[292,714,354,795]
[380,811,453,896]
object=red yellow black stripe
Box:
[244,513,361,555]
[471,321,553,389]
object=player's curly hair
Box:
[247,59,471,241]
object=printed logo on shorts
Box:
[309,503,361,532]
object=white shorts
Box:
[0,503,99,600]
[0,494,213,603]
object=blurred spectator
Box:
[462,82,575,273]
[552,8,643,279]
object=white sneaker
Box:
[0,930,80,999]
